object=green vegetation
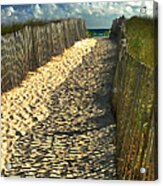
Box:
[115,17,157,179]
[125,16,155,69]
[86,29,110,38]
[86,30,93,38]
[1,19,70,36]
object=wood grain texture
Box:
[1,19,86,93]
[111,17,158,181]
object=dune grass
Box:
[1,20,47,35]
[125,16,155,69]
[1,19,70,36]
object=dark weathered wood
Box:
[111,17,158,181]
[1,39,117,179]
[1,19,86,93]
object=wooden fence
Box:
[111,19,158,180]
[1,18,86,92]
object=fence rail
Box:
[1,19,86,92]
[111,18,158,180]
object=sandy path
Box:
[1,38,117,179]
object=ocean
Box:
[87,29,110,38]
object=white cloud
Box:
[33,4,43,18]
[126,6,133,13]
[142,1,153,16]
[1,1,154,28]
[127,1,143,6]
[2,6,15,17]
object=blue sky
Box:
[1,1,153,28]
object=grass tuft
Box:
[1,18,79,36]
[125,16,155,69]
